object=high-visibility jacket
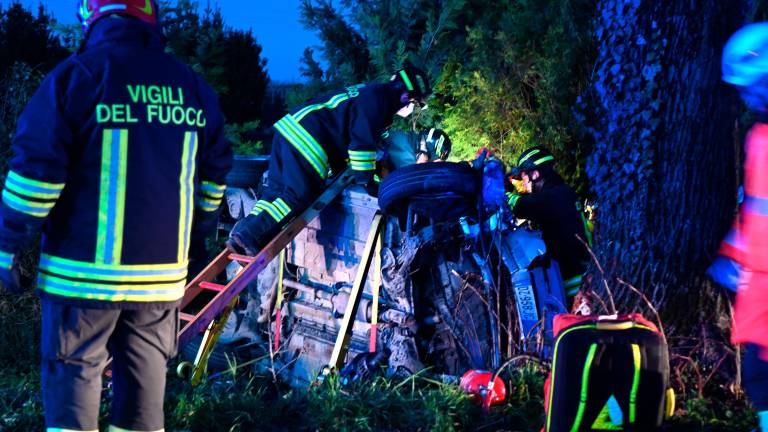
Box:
[733,123,768,353]
[272,82,403,180]
[0,18,232,308]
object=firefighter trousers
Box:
[744,343,768,412]
[41,298,178,432]
[241,134,327,249]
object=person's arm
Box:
[0,64,80,291]
[506,190,551,222]
[189,78,233,262]
[348,90,390,184]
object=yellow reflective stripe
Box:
[280,115,328,173]
[178,132,198,263]
[570,343,599,432]
[113,130,128,264]
[348,150,376,161]
[200,180,225,199]
[273,198,291,216]
[2,189,54,217]
[196,196,221,212]
[0,250,13,270]
[251,200,284,222]
[274,117,327,178]
[96,129,128,265]
[108,425,164,432]
[48,428,99,432]
[519,149,540,165]
[41,254,187,271]
[39,254,187,283]
[294,92,350,121]
[38,273,185,302]
[350,161,376,171]
[506,192,520,209]
[629,344,641,423]
[7,170,64,197]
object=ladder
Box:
[176,169,354,384]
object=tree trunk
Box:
[581,0,750,322]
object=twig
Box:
[616,277,666,341]
[576,235,617,314]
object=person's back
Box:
[506,147,589,297]
[228,67,432,255]
[0,3,231,430]
[29,18,229,281]
[512,176,588,280]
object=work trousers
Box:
[41,298,178,432]
[744,343,768,412]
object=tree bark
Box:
[582,0,750,320]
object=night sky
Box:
[0,1,320,82]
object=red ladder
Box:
[176,169,354,384]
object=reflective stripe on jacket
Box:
[273,83,402,178]
[0,19,232,307]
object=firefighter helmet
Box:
[418,128,452,160]
[77,0,159,32]
[393,65,432,104]
[509,146,555,179]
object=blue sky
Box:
[0,1,320,82]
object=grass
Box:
[0,290,760,431]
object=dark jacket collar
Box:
[84,17,164,51]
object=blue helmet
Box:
[722,23,768,87]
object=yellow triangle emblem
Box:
[591,395,623,430]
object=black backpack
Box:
[543,314,675,432]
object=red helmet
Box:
[77,0,158,31]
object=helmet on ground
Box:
[723,23,768,110]
[77,0,158,32]
[418,128,452,160]
[509,146,555,179]
[393,65,432,105]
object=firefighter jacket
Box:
[506,175,590,291]
[0,18,232,308]
[272,82,403,180]
[732,122,768,353]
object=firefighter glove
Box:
[227,215,264,256]
[353,169,374,186]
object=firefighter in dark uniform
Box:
[506,147,590,300]
[227,67,431,255]
[0,1,232,431]
[415,128,452,163]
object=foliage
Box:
[162,0,270,125]
[225,121,266,156]
[297,0,596,190]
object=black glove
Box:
[226,215,264,256]
[0,258,21,295]
[353,170,374,186]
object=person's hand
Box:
[0,258,21,295]
[226,215,262,256]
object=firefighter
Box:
[722,22,768,432]
[0,1,232,431]
[227,67,431,255]
[415,128,452,163]
[505,147,590,300]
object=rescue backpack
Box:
[542,314,674,432]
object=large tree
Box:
[579,0,751,319]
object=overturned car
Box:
[183,157,567,387]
